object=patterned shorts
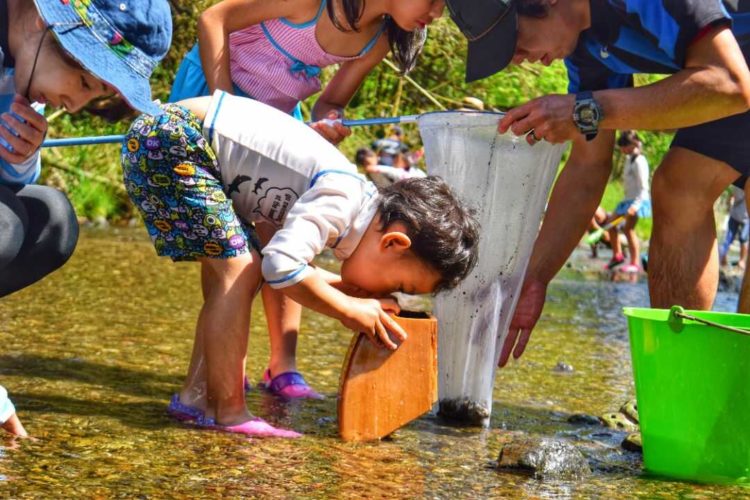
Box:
[121,104,260,261]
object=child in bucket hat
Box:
[0,0,172,436]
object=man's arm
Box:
[597,26,750,131]
[529,132,615,284]
[499,131,615,366]
[499,26,750,143]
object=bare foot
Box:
[2,414,28,437]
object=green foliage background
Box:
[41,3,673,230]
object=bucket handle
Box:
[668,305,750,336]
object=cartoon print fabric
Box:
[121,104,259,261]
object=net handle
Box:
[42,115,421,148]
[667,305,750,336]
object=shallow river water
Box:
[0,228,747,498]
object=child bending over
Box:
[121,91,479,437]
[171,0,445,399]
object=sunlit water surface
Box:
[0,228,746,498]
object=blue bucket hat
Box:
[32,0,172,115]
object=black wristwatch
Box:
[573,91,603,141]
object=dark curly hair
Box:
[326,0,426,74]
[377,176,480,293]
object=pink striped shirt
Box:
[229,0,384,113]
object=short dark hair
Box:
[355,147,376,166]
[377,176,480,293]
[617,130,641,147]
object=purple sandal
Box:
[167,377,252,422]
[167,394,204,422]
[260,369,324,400]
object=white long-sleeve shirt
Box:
[0,46,42,186]
[623,153,650,210]
[203,91,378,288]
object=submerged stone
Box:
[619,400,639,424]
[553,361,574,373]
[438,398,491,426]
[567,413,602,426]
[600,412,639,432]
[497,436,591,480]
[621,432,642,452]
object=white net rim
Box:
[416,110,506,131]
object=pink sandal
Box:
[196,415,302,438]
[260,369,324,400]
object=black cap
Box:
[446,0,518,82]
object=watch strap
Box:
[574,91,598,141]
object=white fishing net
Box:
[418,111,566,426]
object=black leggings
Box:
[0,184,78,297]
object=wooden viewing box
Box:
[338,312,438,442]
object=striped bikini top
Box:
[229,0,384,113]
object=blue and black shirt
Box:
[566,0,750,94]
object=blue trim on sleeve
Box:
[308,169,365,189]
[207,91,227,145]
[266,264,308,285]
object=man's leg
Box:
[650,147,739,309]
[737,181,750,311]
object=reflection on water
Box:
[0,229,746,497]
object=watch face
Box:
[575,99,600,128]
[580,108,595,123]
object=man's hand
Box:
[309,109,351,145]
[0,94,47,164]
[341,297,405,350]
[498,94,578,145]
[627,206,638,217]
[499,278,548,367]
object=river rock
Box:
[498,436,591,480]
[553,361,574,373]
[621,432,642,452]
[719,267,743,293]
[438,398,491,425]
[567,413,601,426]
[600,412,638,432]
[619,399,639,424]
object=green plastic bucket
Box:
[624,306,750,484]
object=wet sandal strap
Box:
[268,371,308,393]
